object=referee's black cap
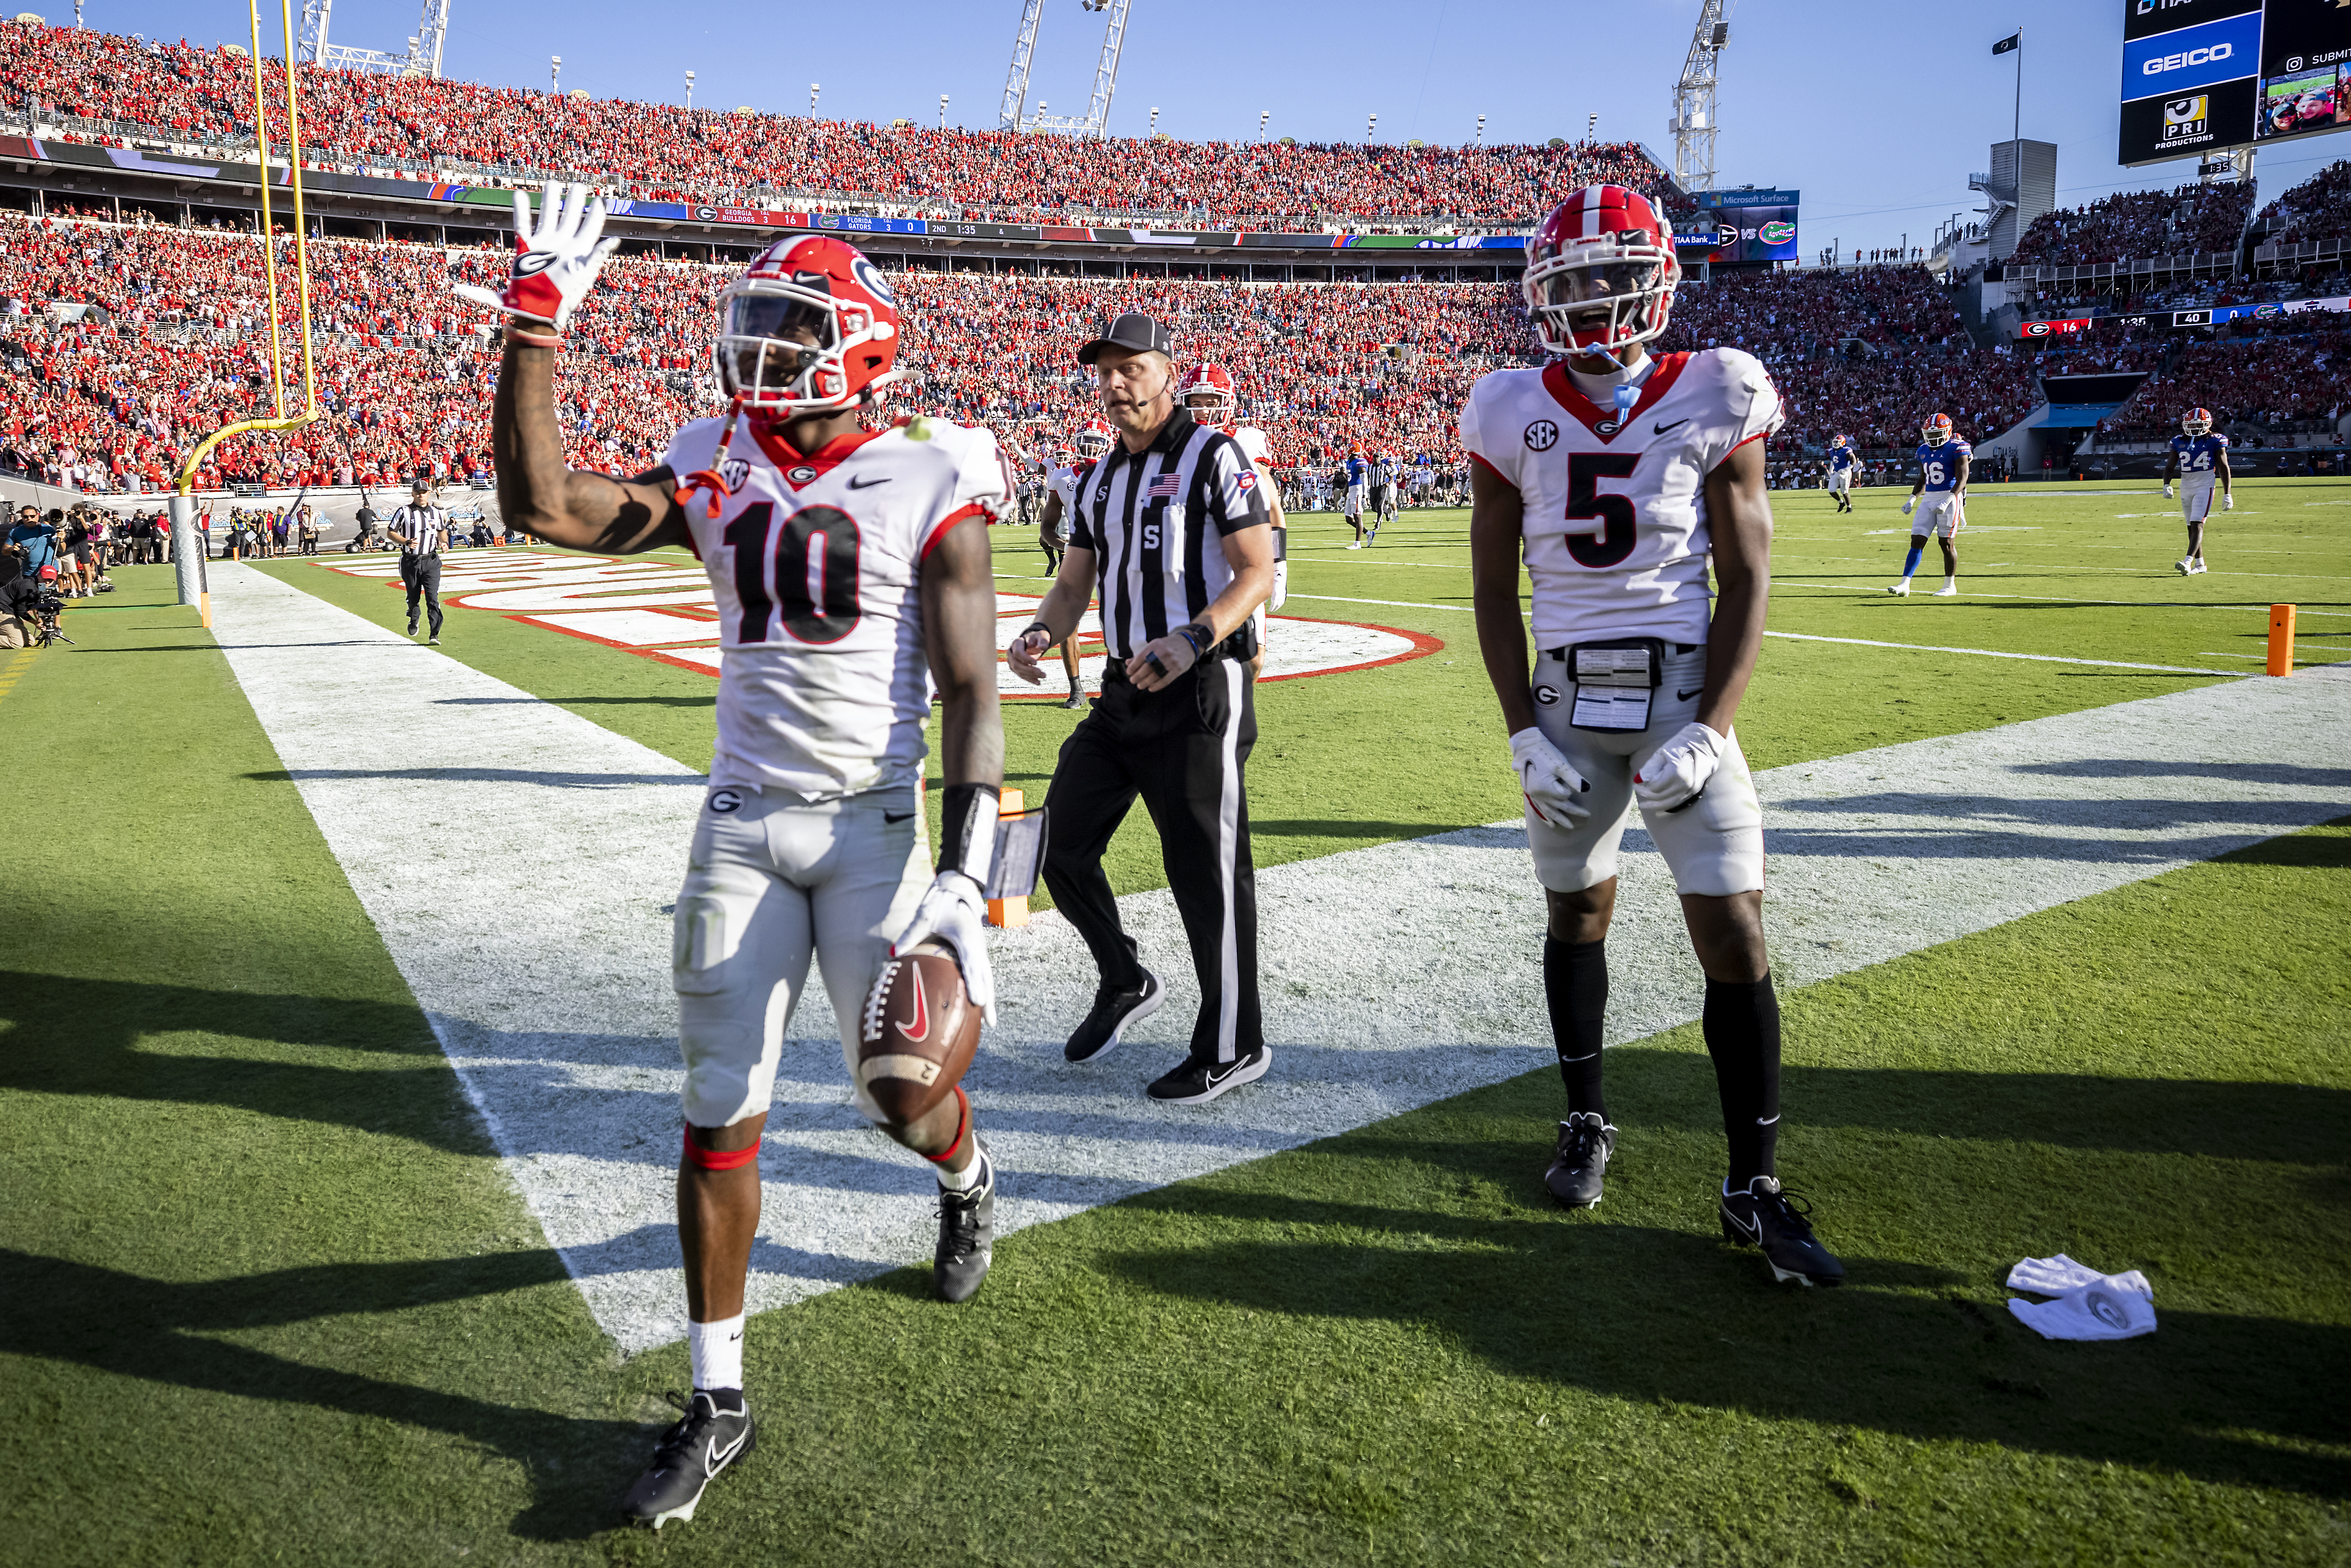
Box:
[1078,311,1175,365]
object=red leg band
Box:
[683,1127,761,1171]
[921,1086,972,1165]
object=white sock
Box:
[936,1142,991,1194]
[688,1313,745,1392]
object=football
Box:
[855,939,982,1123]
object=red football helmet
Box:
[714,234,903,413]
[1922,413,1954,445]
[1523,184,1681,357]
[1073,419,1115,461]
[1177,362,1239,425]
[2181,407,2212,437]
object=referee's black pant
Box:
[400,554,443,637]
[1043,656,1262,1065]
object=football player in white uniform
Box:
[1030,422,1115,708]
[1179,362,1288,671]
[2162,407,2231,575]
[1464,184,1842,1287]
[468,185,1012,1527]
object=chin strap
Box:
[674,398,746,521]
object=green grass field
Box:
[4,479,2348,1564]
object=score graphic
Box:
[2120,0,2351,166]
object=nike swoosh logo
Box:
[846,475,891,489]
[894,966,930,1042]
[704,1427,750,1477]
[884,810,915,823]
[1205,1058,1247,1085]
[1676,687,1703,701]
[1652,418,1690,435]
[1724,1208,1761,1240]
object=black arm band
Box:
[1020,619,1053,644]
[1176,623,1209,658]
[937,783,1002,879]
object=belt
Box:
[1541,641,1701,660]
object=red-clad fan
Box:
[1462,183,1842,1286]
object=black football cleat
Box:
[621,1388,756,1529]
[1145,1046,1272,1104]
[1718,1176,1845,1286]
[1542,1112,1616,1210]
[1063,969,1165,1063]
[934,1146,995,1304]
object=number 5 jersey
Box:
[1458,349,1783,647]
[662,413,1008,798]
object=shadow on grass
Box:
[0,1245,644,1541]
[0,970,494,1153]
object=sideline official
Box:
[388,480,449,643]
[1007,312,1278,1104]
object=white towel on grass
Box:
[2006,1254,2157,1341]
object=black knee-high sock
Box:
[1544,937,1608,1119]
[2187,520,2204,558]
[1703,974,1782,1188]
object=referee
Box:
[1007,312,1279,1105]
[388,480,449,644]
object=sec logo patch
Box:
[1524,419,1559,452]
[708,788,744,814]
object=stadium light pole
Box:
[1147,106,1158,137]
[684,70,694,110]
[1258,109,1268,141]
[1475,113,1485,146]
[1587,112,1597,140]
[1367,112,1377,144]
[810,83,819,115]
[549,56,559,97]
[941,93,949,130]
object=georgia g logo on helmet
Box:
[1522,184,1682,360]
[713,234,904,414]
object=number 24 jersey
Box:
[1459,348,1783,648]
[662,414,1007,799]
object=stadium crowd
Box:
[1,21,1664,230]
[2255,161,2351,248]
[2009,180,2257,266]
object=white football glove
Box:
[1900,497,1915,516]
[1633,721,1727,816]
[2223,492,2234,511]
[1510,727,1591,826]
[452,181,620,332]
[892,871,995,1026]
[2163,484,2174,499]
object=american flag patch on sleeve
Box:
[1147,474,1183,498]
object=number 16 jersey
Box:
[1459,348,1782,647]
[662,414,1007,799]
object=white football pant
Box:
[1914,492,1965,540]
[1525,644,1766,898]
[673,784,931,1128]
[2179,473,2217,524]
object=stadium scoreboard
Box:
[2120,0,2351,166]
[1673,189,1800,265]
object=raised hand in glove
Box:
[1900,496,1915,516]
[1510,727,1591,827]
[452,181,619,332]
[892,872,995,1026]
[1633,721,1726,815]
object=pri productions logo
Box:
[2164,95,2210,140]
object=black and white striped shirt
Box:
[389,504,448,557]
[1069,410,1270,661]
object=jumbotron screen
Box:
[1673,189,1800,265]
[2120,0,2351,166]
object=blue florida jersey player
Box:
[2162,407,2231,575]
[466,184,1012,1528]
[1462,183,1842,1286]
[1891,413,1969,597]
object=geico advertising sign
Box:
[2122,9,2263,98]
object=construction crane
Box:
[296,0,450,77]
[997,0,1134,138]
[1667,0,1728,193]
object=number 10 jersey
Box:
[662,414,1007,799]
[1459,348,1783,648]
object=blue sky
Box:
[107,0,2351,250]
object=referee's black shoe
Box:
[1147,1045,1272,1105]
[1718,1176,1844,1287]
[1064,969,1164,1063]
[1542,1113,1615,1210]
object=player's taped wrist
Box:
[937,783,1001,887]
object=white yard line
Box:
[207,563,2351,1353]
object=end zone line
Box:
[1778,581,2351,617]
[1760,630,2238,676]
